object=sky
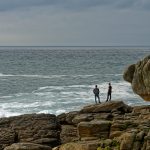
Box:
[0,0,150,46]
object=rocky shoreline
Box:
[0,100,149,150]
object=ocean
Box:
[0,46,150,117]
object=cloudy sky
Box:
[0,0,150,46]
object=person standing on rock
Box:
[93,85,101,104]
[106,83,112,102]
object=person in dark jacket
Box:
[93,85,101,104]
[106,83,112,101]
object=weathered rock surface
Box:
[80,101,132,113]
[0,114,60,150]
[123,55,150,101]
[78,120,111,140]
[54,101,150,150]
[4,143,52,150]
[55,140,100,150]
[60,125,78,144]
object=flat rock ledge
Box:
[0,100,150,150]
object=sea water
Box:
[0,46,150,117]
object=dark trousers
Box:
[95,94,100,103]
[106,92,111,101]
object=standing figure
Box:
[93,85,101,104]
[106,83,112,101]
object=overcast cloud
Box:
[0,0,150,46]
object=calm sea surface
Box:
[0,46,149,117]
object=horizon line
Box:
[0,45,150,47]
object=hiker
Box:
[93,85,101,104]
[106,83,112,101]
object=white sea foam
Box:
[72,75,95,78]
[37,86,64,91]
[32,92,54,97]
[38,110,51,114]
[0,108,21,118]
[56,109,66,115]
[1,100,55,109]
[34,81,135,103]
[96,81,133,97]
[14,93,29,97]
[0,80,149,118]
[37,86,50,90]
[1,102,37,109]
[0,95,13,99]
[36,85,92,92]
[0,73,96,79]
[68,85,91,88]
[0,73,64,78]
[106,74,123,76]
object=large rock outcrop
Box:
[123,55,150,101]
[54,100,150,150]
